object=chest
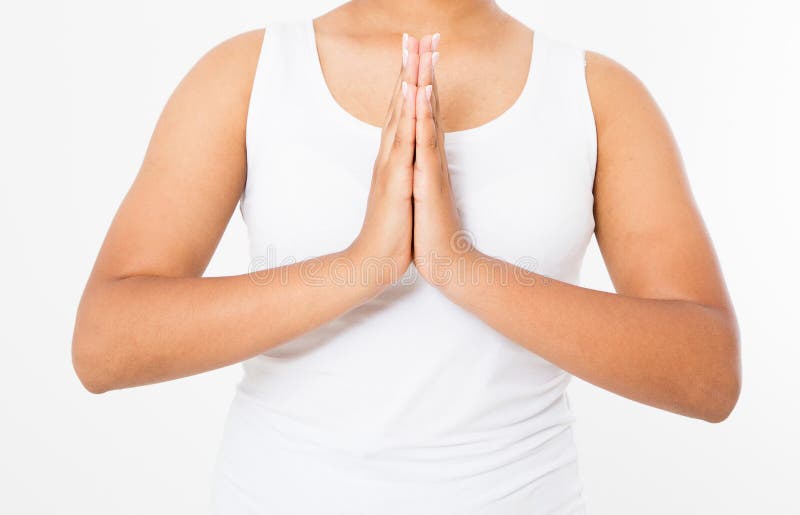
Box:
[313,27,534,135]
[241,106,596,282]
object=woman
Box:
[72,0,741,512]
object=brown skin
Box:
[415,37,740,423]
[72,29,421,392]
[72,0,740,423]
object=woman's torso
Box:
[212,17,596,515]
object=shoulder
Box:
[583,50,664,131]
[159,29,266,138]
[205,28,265,68]
[581,50,685,201]
[181,29,265,100]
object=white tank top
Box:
[212,18,597,515]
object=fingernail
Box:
[402,32,408,51]
[402,48,408,67]
[425,84,433,102]
[432,33,440,51]
[432,51,439,67]
[402,80,408,98]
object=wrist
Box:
[415,245,483,291]
[343,242,409,294]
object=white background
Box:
[1,1,798,513]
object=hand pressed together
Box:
[409,33,470,287]
[349,34,419,286]
[351,31,469,292]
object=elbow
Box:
[73,367,112,395]
[72,280,135,394]
[77,375,112,395]
[695,315,742,424]
[698,368,741,423]
[72,304,120,395]
[72,333,116,394]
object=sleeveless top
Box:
[212,17,597,515]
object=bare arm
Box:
[412,46,741,423]
[72,31,422,393]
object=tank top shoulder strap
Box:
[246,21,597,178]
[530,30,598,179]
[534,31,591,102]
[246,19,316,162]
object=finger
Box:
[384,34,419,127]
[415,82,443,194]
[432,33,443,118]
[387,48,419,131]
[429,47,441,125]
[418,35,448,188]
[429,53,446,166]
[404,34,421,70]
[421,34,445,162]
[392,81,417,165]
[379,52,418,167]
[418,48,444,137]
[418,34,433,56]
[419,33,441,117]
[377,35,418,165]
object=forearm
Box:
[72,249,385,393]
[437,250,741,422]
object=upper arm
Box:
[88,29,265,283]
[585,51,733,313]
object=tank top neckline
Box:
[302,18,547,143]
